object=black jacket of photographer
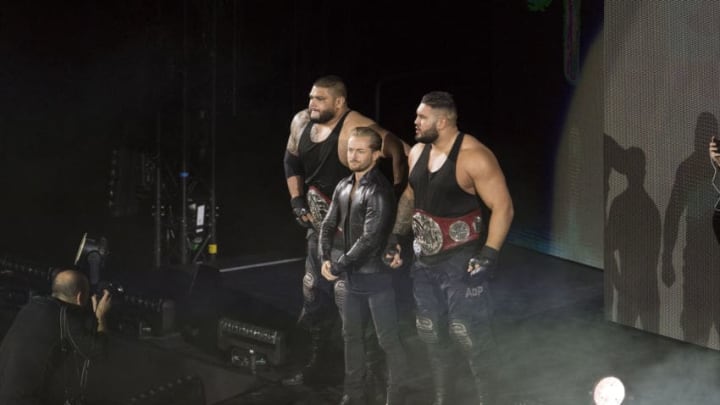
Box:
[0,296,107,405]
[319,166,396,278]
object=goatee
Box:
[415,129,439,144]
[310,110,335,124]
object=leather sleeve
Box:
[339,182,395,268]
[65,308,109,362]
[319,182,342,262]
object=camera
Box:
[95,280,125,297]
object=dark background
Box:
[0,0,603,273]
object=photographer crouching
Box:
[0,269,112,405]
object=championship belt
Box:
[412,209,483,256]
[306,186,331,231]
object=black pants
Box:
[412,248,494,351]
[297,237,385,381]
[412,247,497,399]
[343,273,407,398]
[299,233,343,328]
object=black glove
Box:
[331,255,352,276]
[329,262,344,277]
[467,245,498,287]
[291,196,313,229]
[383,233,401,266]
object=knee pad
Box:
[449,320,473,352]
[333,279,347,312]
[302,272,317,303]
[416,316,441,344]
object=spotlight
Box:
[593,376,626,405]
[74,233,109,287]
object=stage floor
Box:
[209,243,720,405]
[2,244,719,404]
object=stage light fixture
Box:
[593,376,626,405]
[217,317,287,367]
[74,232,109,287]
[109,291,176,338]
[0,256,57,308]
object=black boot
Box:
[365,367,387,405]
[468,356,497,405]
[338,394,368,405]
[282,327,323,386]
[365,340,387,405]
[427,347,453,405]
[384,384,407,405]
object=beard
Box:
[310,109,335,124]
[349,160,372,173]
[415,126,439,144]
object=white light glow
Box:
[593,376,626,405]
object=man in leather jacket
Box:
[319,127,409,405]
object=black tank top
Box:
[409,133,480,217]
[298,110,352,198]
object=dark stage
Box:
[2,244,716,405]
[2,1,719,404]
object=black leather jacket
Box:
[319,166,396,274]
[0,296,107,404]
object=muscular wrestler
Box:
[385,91,514,404]
[282,75,407,387]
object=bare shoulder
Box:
[291,109,311,131]
[458,134,501,175]
[345,110,378,131]
[287,109,310,153]
[408,142,425,169]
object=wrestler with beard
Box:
[384,91,514,404]
[282,75,407,396]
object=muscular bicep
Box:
[392,184,415,236]
[466,149,512,212]
[381,132,408,185]
[287,110,310,154]
[377,129,404,159]
[466,148,514,249]
[285,111,310,197]
[407,143,423,171]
